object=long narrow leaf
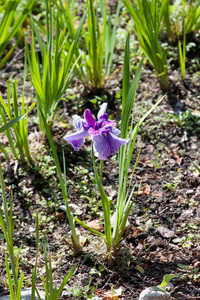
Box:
[5,255,15,300]
[38,106,81,252]
[74,217,105,239]
[55,264,77,300]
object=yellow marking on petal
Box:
[103,132,107,138]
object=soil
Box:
[1,8,200,300]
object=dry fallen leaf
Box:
[191,110,200,116]
[55,212,65,220]
[96,286,122,300]
[157,226,176,238]
[138,157,154,168]
[132,227,143,236]
[6,185,12,192]
[168,148,183,165]
[79,235,88,246]
[86,219,103,232]
[57,121,69,128]
[136,186,150,196]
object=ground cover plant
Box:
[0,0,200,299]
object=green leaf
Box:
[135,264,144,274]
[5,255,15,300]
[38,106,81,252]
[121,0,169,89]
[172,237,186,243]
[56,264,77,300]
[122,33,130,111]
[190,159,200,173]
[159,274,178,288]
[74,217,105,239]
[0,101,35,133]
[0,0,35,60]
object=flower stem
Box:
[100,159,104,183]
[91,144,112,251]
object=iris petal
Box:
[97,103,107,119]
[99,113,109,120]
[92,132,128,160]
[84,109,96,128]
[73,115,85,130]
[111,126,120,136]
[102,120,115,129]
[67,138,85,151]
[63,127,89,151]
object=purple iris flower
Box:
[64,103,128,160]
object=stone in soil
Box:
[0,288,45,300]
[138,287,171,300]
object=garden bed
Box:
[0,1,200,299]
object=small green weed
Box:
[172,233,195,248]
[66,278,96,299]
[177,263,200,283]
[149,274,178,293]
[89,265,106,276]
[151,148,163,169]
[163,168,182,191]
[170,109,200,134]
